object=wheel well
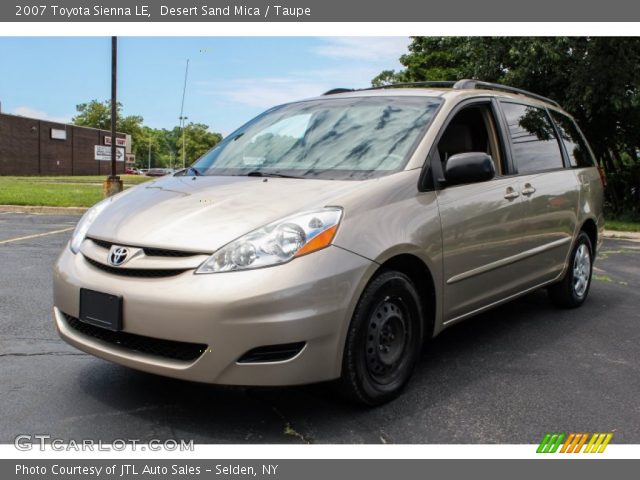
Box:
[581,218,598,254]
[380,254,436,338]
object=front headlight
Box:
[69,199,110,254]
[196,207,343,274]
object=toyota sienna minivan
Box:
[53,80,604,405]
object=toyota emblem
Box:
[108,246,129,266]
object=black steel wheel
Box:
[340,270,424,406]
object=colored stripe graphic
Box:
[590,433,606,453]
[585,433,613,453]
[560,433,575,453]
[536,434,551,453]
[584,433,598,453]
[549,433,565,453]
[537,433,613,453]
[537,433,565,453]
[573,433,589,453]
[597,433,613,453]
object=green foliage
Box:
[374,37,640,217]
[72,100,222,170]
[72,100,114,129]
[177,123,223,169]
[605,219,640,232]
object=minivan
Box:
[53,80,604,405]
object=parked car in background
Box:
[53,80,604,405]
[125,167,139,175]
[145,168,170,177]
[138,168,149,175]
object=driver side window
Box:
[438,104,505,176]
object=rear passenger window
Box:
[501,102,564,174]
[549,111,595,168]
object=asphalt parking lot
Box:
[1,211,639,444]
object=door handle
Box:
[504,187,520,200]
[521,183,536,196]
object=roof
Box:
[0,111,127,135]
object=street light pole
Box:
[178,115,188,169]
[182,119,187,169]
[178,59,189,170]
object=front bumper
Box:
[53,244,374,385]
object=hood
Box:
[87,175,368,252]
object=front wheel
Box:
[339,270,424,406]
[548,231,593,308]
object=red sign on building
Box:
[104,136,127,147]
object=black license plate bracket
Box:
[79,288,122,331]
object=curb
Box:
[0,205,87,215]
[603,230,640,241]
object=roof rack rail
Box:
[452,79,560,107]
[362,81,458,90]
[322,88,355,95]
[323,81,456,95]
[322,79,560,107]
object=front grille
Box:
[88,237,205,258]
[142,247,201,258]
[63,313,206,362]
[237,342,306,363]
[85,257,188,278]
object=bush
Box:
[605,162,640,221]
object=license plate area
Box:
[79,288,122,331]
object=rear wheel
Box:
[339,270,424,406]
[548,231,593,308]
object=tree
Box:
[177,123,223,167]
[374,37,640,217]
[72,100,223,170]
[72,100,113,129]
[72,99,144,164]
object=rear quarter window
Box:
[549,111,596,168]
[501,102,564,174]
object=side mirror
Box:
[444,152,496,186]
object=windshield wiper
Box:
[186,166,201,176]
[246,171,301,179]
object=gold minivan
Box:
[53,80,604,405]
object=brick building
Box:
[0,112,132,176]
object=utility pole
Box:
[104,36,123,196]
[110,36,117,178]
[148,140,151,170]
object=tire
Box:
[548,231,593,308]
[339,270,424,406]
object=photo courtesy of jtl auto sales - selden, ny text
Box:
[1,1,640,479]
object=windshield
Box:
[188,96,442,180]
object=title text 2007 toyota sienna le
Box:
[53,80,604,405]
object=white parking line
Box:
[0,227,75,245]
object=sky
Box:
[0,37,410,135]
